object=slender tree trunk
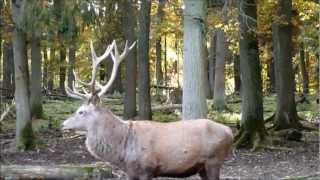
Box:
[272,0,301,130]
[68,46,76,89]
[59,48,66,94]
[208,30,216,97]
[213,29,226,111]
[155,38,163,98]
[11,0,34,150]
[42,46,48,90]
[164,34,167,87]
[3,41,14,98]
[155,0,165,99]
[233,54,241,94]
[299,43,309,95]
[267,59,276,93]
[182,0,207,120]
[203,39,211,99]
[48,48,55,92]
[137,0,152,120]
[235,0,266,150]
[121,0,137,119]
[30,35,43,118]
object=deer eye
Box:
[78,111,85,115]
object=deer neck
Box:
[86,109,130,167]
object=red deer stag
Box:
[61,40,233,180]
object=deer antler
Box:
[65,40,136,101]
[98,40,136,97]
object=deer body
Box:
[62,40,233,180]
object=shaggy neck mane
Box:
[86,107,131,168]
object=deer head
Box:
[61,40,136,131]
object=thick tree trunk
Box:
[30,35,43,118]
[235,0,266,150]
[42,46,48,90]
[213,29,226,111]
[233,54,241,94]
[272,0,301,130]
[208,30,216,97]
[299,43,309,95]
[59,48,66,94]
[68,46,76,89]
[182,0,208,120]
[2,41,14,98]
[121,0,137,120]
[48,48,55,92]
[267,59,276,92]
[137,0,152,120]
[11,0,34,150]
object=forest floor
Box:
[1,94,319,180]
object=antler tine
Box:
[98,40,136,97]
[65,71,91,100]
[89,40,115,86]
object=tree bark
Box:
[2,41,14,98]
[11,0,34,150]
[299,43,309,95]
[233,54,241,94]
[182,0,208,120]
[68,45,76,89]
[213,29,226,111]
[235,0,266,150]
[272,0,301,130]
[30,35,43,118]
[208,30,216,97]
[203,39,211,99]
[267,59,276,93]
[137,0,152,120]
[121,0,137,120]
[59,48,66,94]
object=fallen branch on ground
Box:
[0,164,113,180]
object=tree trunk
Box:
[233,54,241,94]
[213,29,226,111]
[137,0,152,120]
[272,0,301,130]
[2,41,14,98]
[59,48,66,94]
[121,0,137,120]
[299,43,309,95]
[208,30,216,97]
[155,0,165,99]
[235,0,266,150]
[68,45,76,89]
[267,59,276,93]
[48,48,55,92]
[11,0,34,150]
[203,39,211,99]
[155,38,163,99]
[30,35,43,118]
[42,46,48,90]
[182,0,208,120]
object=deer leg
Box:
[205,163,221,180]
[199,168,208,180]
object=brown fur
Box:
[82,107,233,180]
